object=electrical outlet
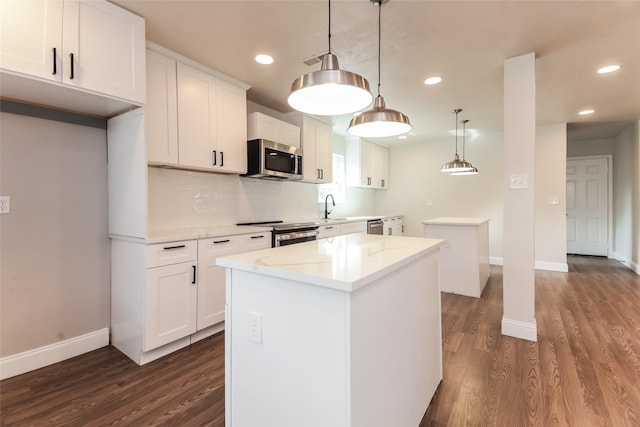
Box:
[249,311,263,344]
[0,196,9,214]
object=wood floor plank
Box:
[2,256,638,426]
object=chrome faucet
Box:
[324,194,335,219]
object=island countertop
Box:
[216,233,445,292]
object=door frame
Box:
[566,155,613,257]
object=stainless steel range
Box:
[237,221,319,247]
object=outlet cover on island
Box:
[0,196,9,214]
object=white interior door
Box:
[566,157,609,256]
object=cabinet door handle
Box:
[381,179,385,187]
[320,169,324,179]
[192,265,196,284]
[250,235,265,239]
[212,150,217,166]
[220,151,224,167]
[213,239,230,244]
[367,177,371,185]
[163,244,186,250]
[52,47,57,75]
[69,53,74,79]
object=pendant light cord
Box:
[377,1,381,98]
[328,0,332,53]
[454,110,459,156]
[461,120,466,159]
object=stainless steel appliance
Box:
[242,139,302,180]
[367,218,384,235]
[237,221,319,247]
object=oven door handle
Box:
[275,230,318,243]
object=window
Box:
[318,154,345,203]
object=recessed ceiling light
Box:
[255,54,274,65]
[424,76,442,85]
[597,65,620,74]
[579,109,595,115]
[398,135,408,139]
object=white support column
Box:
[502,52,537,341]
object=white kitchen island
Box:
[217,233,445,427]
[422,217,490,298]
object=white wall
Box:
[148,168,319,231]
[567,121,640,273]
[535,124,567,270]
[374,123,568,269]
[376,130,504,259]
[0,112,110,358]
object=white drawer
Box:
[198,232,271,258]
[340,221,367,235]
[147,240,197,268]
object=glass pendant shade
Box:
[288,53,373,115]
[347,95,412,137]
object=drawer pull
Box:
[213,239,230,244]
[192,265,196,284]
[163,244,186,250]
[250,235,265,239]
[69,53,74,79]
[52,47,57,75]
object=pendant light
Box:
[440,108,474,173]
[347,0,412,138]
[288,0,373,116]
[450,119,479,175]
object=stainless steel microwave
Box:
[243,139,302,180]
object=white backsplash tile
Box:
[148,167,318,231]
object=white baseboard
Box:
[490,257,569,272]
[0,328,109,380]
[612,251,640,275]
[502,317,537,342]
[534,261,569,272]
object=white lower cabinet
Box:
[145,261,197,351]
[318,224,341,239]
[111,232,269,365]
[384,216,404,236]
[197,232,270,331]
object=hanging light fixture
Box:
[440,108,474,173]
[450,119,479,175]
[347,0,412,138]
[288,0,373,116]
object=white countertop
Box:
[421,217,490,226]
[111,215,404,244]
[144,225,267,244]
[217,233,445,292]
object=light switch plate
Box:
[0,196,9,214]
[509,174,528,189]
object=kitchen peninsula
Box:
[217,233,445,427]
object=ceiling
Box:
[112,0,640,144]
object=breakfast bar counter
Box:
[217,234,445,427]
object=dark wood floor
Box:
[1,256,638,426]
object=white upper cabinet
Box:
[176,62,247,174]
[0,0,63,80]
[247,112,301,148]
[215,79,248,173]
[285,114,333,183]
[0,0,146,112]
[346,138,389,189]
[146,50,178,165]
